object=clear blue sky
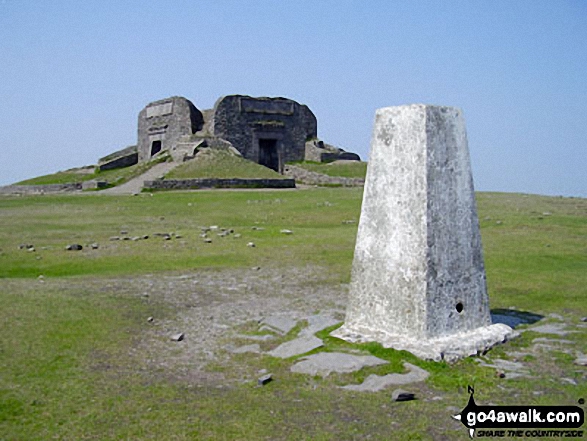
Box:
[1,0,585,197]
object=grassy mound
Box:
[291,160,367,178]
[166,149,285,180]
[15,156,169,188]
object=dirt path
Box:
[100,162,179,195]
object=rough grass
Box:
[291,161,367,178]
[166,149,285,180]
[0,190,586,440]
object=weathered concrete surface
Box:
[290,352,388,377]
[267,335,323,359]
[332,105,513,361]
[342,362,429,392]
[260,315,298,335]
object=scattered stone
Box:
[247,242,256,248]
[142,235,149,240]
[204,238,212,243]
[574,355,587,366]
[391,389,415,402]
[27,247,36,252]
[548,313,564,321]
[260,316,298,335]
[90,243,99,249]
[65,244,83,251]
[561,378,577,385]
[235,333,275,342]
[120,230,128,235]
[35,256,41,260]
[280,229,293,235]
[290,352,388,377]
[342,220,356,224]
[230,344,261,354]
[209,225,219,230]
[175,235,182,239]
[122,237,131,241]
[257,374,272,386]
[171,333,184,342]
[581,317,587,323]
[234,234,242,239]
[268,336,323,359]
[131,236,141,241]
[252,266,261,271]
[19,244,34,250]
[496,220,503,225]
[163,235,171,240]
[251,226,265,231]
[342,362,430,392]
[109,236,120,241]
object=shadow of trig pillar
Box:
[332,105,513,361]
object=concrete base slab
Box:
[342,362,429,392]
[331,323,514,362]
[299,315,340,337]
[525,323,576,336]
[290,352,388,377]
[268,336,323,359]
[260,315,298,335]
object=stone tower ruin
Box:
[137,96,204,163]
[211,95,318,172]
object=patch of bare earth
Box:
[105,266,347,384]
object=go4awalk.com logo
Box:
[452,386,585,438]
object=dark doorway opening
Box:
[151,140,162,156]
[258,138,279,171]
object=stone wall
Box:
[283,164,364,187]
[211,96,317,172]
[138,96,204,163]
[0,183,83,195]
[305,140,361,163]
[98,152,138,171]
[144,178,296,190]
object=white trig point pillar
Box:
[332,105,513,361]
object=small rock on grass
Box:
[171,333,184,342]
[65,244,83,251]
[147,317,154,323]
[247,242,256,248]
[392,389,415,402]
[280,229,293,234]
[574,355,587,366]
[257,374,272,386]
[90,243,99,249]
